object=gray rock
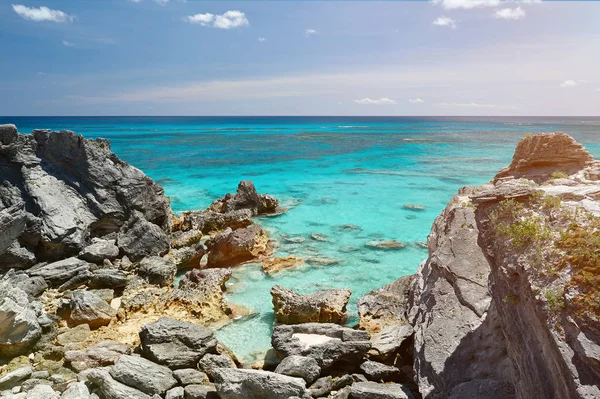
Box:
[0,204,27,261]
[117,213,170,262]
[332,386,351,399]
[68,290,116,329]
[111,355,177,396]
[369,325,413,362]
[271,285,351,325]
[25,384,59,399]
[28,258,91,287]
[183,384,218,399]
[30,371,49,379]
[138,257,177,287]
[0,282,42,357]
[165,386,185,399]
[212,368,310,399]
[21,379,52,392]
[139,317,218,369]
[198,354,236,380]
[0,242,37,270]
[65,340,130,372]
[1,270,48,297]
[447,378,517,399]
[0,124,18,145]
[60,381,90,399]
[173,369,209,385]
[332,374,354,390]
[0,366,34,390]
[86,367,151,399]
[89,288,115,303]
[349,382,414,399]
[274,355,321,384]
[271,323,370,370]
[79,239,119,263]
[359,361,401,382]
[89,269,127,289]
[205,225,270,267]
[308,376,333,397]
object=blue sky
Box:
[1,0,599,115]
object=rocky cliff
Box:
[405,132,600,398]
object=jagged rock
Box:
[78,239,119,263]
[111,355,177,396]
[308,376,333,397]
[368,324,413,362]
[28,258,91,287]
[183,384,218,399]
[173,369,209,385]
[139,317,218,369]
[0,242,37,271]
[64,340,130,372]
[138,257,177,287]
[271,323,370,370]
[61,381,90,399]
[89,269,127,289]
[0,282,42,357]
[205,225,270,267]
[332,386,351,399]
[198,354,236,380]
[0,127,171,263]
[117,213,170,262]
[262,255,303,275]
[358,275,414,334]
[207,180,279,216]
[0,366,33,390]
[212,368,310,399]
[164,245,205,270]
[494,132,593,182]
[1,270,47,297]
[271,285,351,324]
[349,382,414,399]
[274,355,321,384]
[86,367,151,399]
[173,209,252,234]
[67,290,116,329]
[57,269,92,292]
[360,360,401,382]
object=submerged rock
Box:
[271,285,351,325]
[310,233,329,242]
[403,204,426,211]
[365,240,405,250]
[262,255,303,275]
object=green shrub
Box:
[550,171,569,179]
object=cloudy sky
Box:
[1,0,599,116]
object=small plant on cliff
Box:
[550,171,569,179]
[543,287,565,313]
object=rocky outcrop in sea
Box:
[1,125,599,399]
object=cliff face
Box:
[409,133,600,398]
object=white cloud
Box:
[409,98,425,104]
[434,0,501,10]
[305,29,317,37]
[187,10,248,29]
[438,102,516,109]
[12,4,73,23]
[560,80,587,88]
[433,16,457,29]
[494,6,526,20]
[355,97,397,105]
[258,37,266,42]
[62,40,74,47]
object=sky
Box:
[0,0,599,116]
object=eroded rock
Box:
[271,285,351,325]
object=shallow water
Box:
[6,116,600,363]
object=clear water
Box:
[5,116,600,363]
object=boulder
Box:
[61,381,90,399]
[117,213,170,261]
[111,355,178,396]
[0,282,42,357]
[173,369,209,386]
[368,324,413,362]
[212,368,310,399]
[57,269,92,292]
[271,285,351,324]
[86,367,152,399]
[88,268,128,289]
[67,290,117,329]
[349,382,414,399]
[138,257,177,287]
[308,376,333,397]
[28,258,91,287]
[205,225,270,267]
[0,366,33,390]
[139,317,218,369]
[183,384,219,399]
[1,270,47,297]
[274,355,321,384]
[365,240,405,250]
[78,239,119,263]
[271,323,370,370]
[207,180,279,216]
[166,386,185,399]
[173,209,252,234]
[64,340,130,372]
[359,360,401,382]
[0,242,36,270]
[198,354,236,380]
[25,384,60,398]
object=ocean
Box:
[4,116,600,363]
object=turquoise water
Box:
[5,116,600,363]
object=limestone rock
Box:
[274,355,321,384]
[212,368,310,399]
[25,384,59,399]
[369,324,413,362]
[360,360,401,382]
[139,317,218,369]
[262,255,303,275]
[308,376,333,397]
[88,269,127,289]
[67,290,117,329]
[78,239,119,263]
[0,282,42,357]
[198,354,236,380]
[207,180,279,216]
[365,240,406,250]
[183,384,218,399]
[350,381,414,399]
[0,366,33,390]
[138,257,177,287]
[358,275,414,334]
[64,340,130,372]
[205,226,270,267]
[110,355,177,396]
[117,213,170,262]
[271,285,351,324]
[173,209,252,234]
[86,367,151,399]
[28,258,91,287]
[60,381,90,399]
[173,369,209,386]
[1,270,47,297]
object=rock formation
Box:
[271,285,351,324]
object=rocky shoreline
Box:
[1,124,599,398]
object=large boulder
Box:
[207,180,279,216]
[110,355,178,396]
[67,290,117,329]
[139,317,218,369]
[0,282,42,357]
[271,285,351,324]
[212,368,310,399]
[358,275,414,334]
[0,126,171,262]
[78,238,119,263]
[205,225,270,267]
[274,355,321,385]
[27,257,91,287]
[271,323,370,370]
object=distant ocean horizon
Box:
[4,115,600,363]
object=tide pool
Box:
[6,116,600,363]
